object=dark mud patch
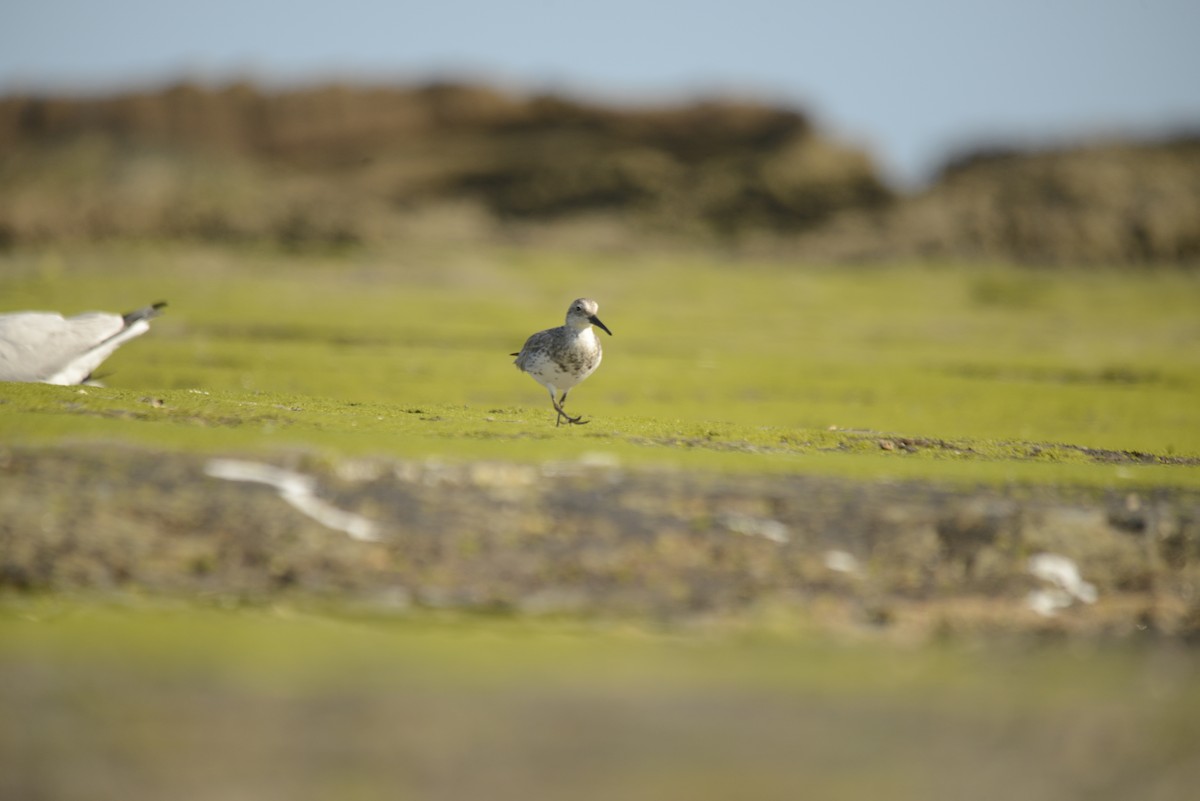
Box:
[639,428,1200,468]
[2,443,1199,641]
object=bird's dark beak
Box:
[590,315,612,336]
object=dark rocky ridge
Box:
[1,81,1197,264]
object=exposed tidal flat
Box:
[2,242,1199,800]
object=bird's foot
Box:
[554,407,586,427]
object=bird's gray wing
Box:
[0,311,128,384]
[512,328,554,370]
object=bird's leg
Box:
[551,390,585,426]
[547,388,570,427]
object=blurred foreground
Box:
[2,443,1199,640]
[2,601,1198,801]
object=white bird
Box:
[0,301,167,385]
[512,298,612,426]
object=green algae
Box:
[2,242,1199,487]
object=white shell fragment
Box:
[1026,553,1098,617]
[823,550,861,574]
[721,512,790,544]
[205,458,381,542]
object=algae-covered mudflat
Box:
[2,243,1198,484]
[2,243,1200,800]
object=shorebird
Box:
[512,298,612,426]
[0,301,167,385]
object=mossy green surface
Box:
[3,242,1199,487]
[0,597,1188,699]
[3,598,1199,801]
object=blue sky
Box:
[2,0,1198,184]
